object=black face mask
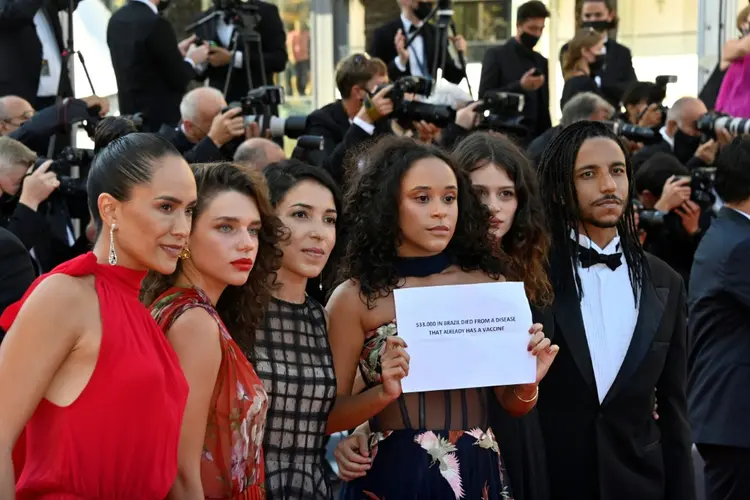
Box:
[413,1,432,21]
[673,129,701,164]
[581,20,615,32]
[157,0,170,12]
[589,54,606,74]
[519,32,540,50]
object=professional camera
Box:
[212,0,259,13]
[602,120,660,144]
[688,167,717,213]
[226,86,308,139]
[636,75,677,126]
[475,91,526,135]
[32,146,94,198]
[377,76,456,128]
[695,112,750,138]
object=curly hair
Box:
[141,162,284,352]
[453,132,553,307]
[339,135,504,308]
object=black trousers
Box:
[697,444,750,500]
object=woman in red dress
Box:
[142,163,283,499]
[0,133,196,499]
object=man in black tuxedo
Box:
[536,121,695,500]
[559,0,637,109]
[107,0,209,132]
[368,0,467,85]
[689,137,750,500]
[478,1,552,145]
[0,227,34,321]
[0,0,79,109]
[191,0,288,103]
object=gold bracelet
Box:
[513,385,539,403]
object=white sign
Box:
[393,282,536,393]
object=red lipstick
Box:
[231,258,254,271]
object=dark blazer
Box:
[107,1,197,131]
[0,0,75,106]
[538,249,694,500]
[688,207,750,449]
[478,39,552,144]
[369,18,464,85]
[632,139,709,173]
[559,38,637,109]
[192,3,288,103]
[0,227,35,320]
[305,100,351,168]
[160,126,225,164]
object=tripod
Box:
[223,5,268,96]
[404,0,473,98]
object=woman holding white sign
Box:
[327,136,558,500]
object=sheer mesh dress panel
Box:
[250,296,337,500]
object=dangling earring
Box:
[178,247,191,260]
[108,223,118,266]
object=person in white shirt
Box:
[536,120,695,500]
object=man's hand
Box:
[207,107,245,147]
[178,34,197,57]
[450,34,467,53]
[520,68,544,91]
[208,46,232,67]
[455,101,482,130]
[81,96,109,117]
[356,84,394,125]
[716,128,734,147]
[395,29,409,67]
[186,43,210,65]
[654,175,691,212]
[695,139,719,165]
[18,161,59,211]
[637,103,663,128]
[675,200,702,235]
[413,120,441,144]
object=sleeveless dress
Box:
[250,296,337,500]
[0,252,188,499]
[340,320,514,500]
[716,53,750,118]
[150,287,269,500]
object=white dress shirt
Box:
[574,232,639,403]
[215,15,244,69]
[33,10,62,97]
[394,14,427,78]
[594,35,607,88]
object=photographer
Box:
[621,81,663,127]
[634,152,710,284]
[234,137,285,170]
[0,227,35,318]
[305,53,388,167]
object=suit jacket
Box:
[107,1,197,131]
[478,39,552,144]
[160,125,224,164]
[368,18,464,85]
[632,139,709,173]
[538,248,694,500]
[688,207,750,449]
[559,38,637,108]
[0,0,74,106]
[192,3,287,103]
[0,227,35,320]
[305,100,351,168]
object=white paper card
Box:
[393,281,535,394]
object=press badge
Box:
[40,59,50,76]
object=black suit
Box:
[159,125,225,164]
[369,18,464,85]
[478,39,552,144]
[559,38,637,109]
[191,4,287,103]
[688,207,750,500]
[305,100,351,168]
[107,0,197,131]
[538,249,694,500]
[632,139,709,173]
[0,227,35,321]
[0,0,74,107]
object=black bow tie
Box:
[408,24,418,34]
[578,245,622,271]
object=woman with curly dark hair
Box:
[141,162,283,499]
[327,136,558,500]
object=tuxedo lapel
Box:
[602,280,668,406]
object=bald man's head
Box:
[234,138,286,170]
[0,96,34,136]
[179,87,227,142]
[666,97,708,137]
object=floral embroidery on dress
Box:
[360,321,398,386]
[414,431,465,499]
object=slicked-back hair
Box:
[536,120,646,301]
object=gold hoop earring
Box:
[178,247,191,260]
[108,223,117,266]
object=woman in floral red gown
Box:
[142,163,283,499]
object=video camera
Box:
[601,120,661,144]
[32,146,94,199]
[696,112,750,138]
[377,76,456,128]
[475,91,526,135]
[225,86,308,139]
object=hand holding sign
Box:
[526,323,559,385]
[380,336,410,401]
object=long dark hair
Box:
[141,162,284,351]
[537,121,645,301]
[339,135,503,308]
[453,132,553,307]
